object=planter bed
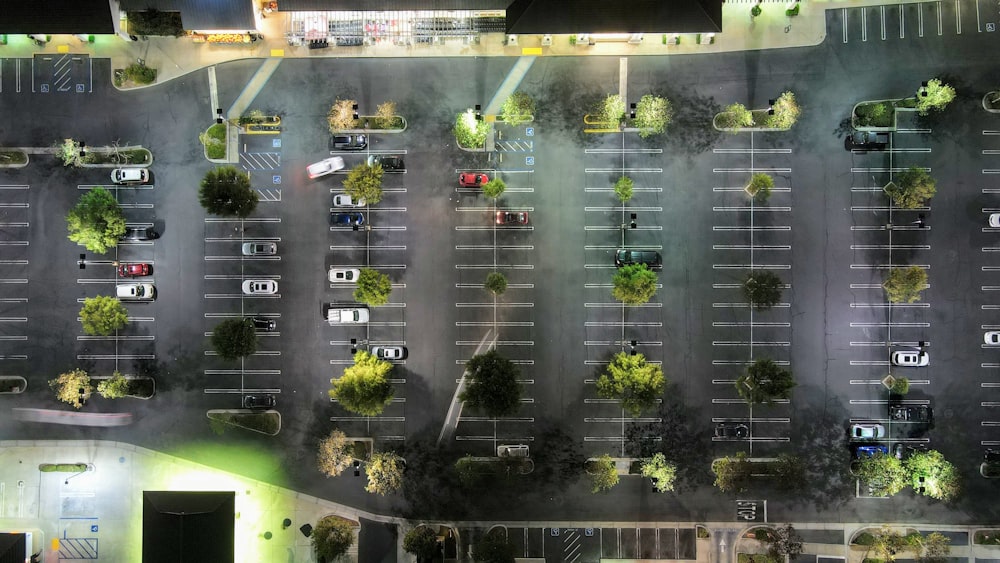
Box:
[207,410,280,435]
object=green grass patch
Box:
[0,150,27,165]
[738,553,781,563]
[975,531,1000,545]
[207,411,279,435]
[201,124,227,159]
[853,532,875,545]
[39,463,87,472]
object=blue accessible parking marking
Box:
[40,84,49,93]
[525,156,534,166]
[525,127,534,136]
[272,138,282,148]
[272,175,281,184]
[91,525,98,532]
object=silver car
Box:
[242,242,277,256]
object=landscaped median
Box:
[984,91,1000,113]
[852,78,956,130]
[0,149,28,168]
[57,139,152,168]
[206,409,280,436]
[200,122,228,162]
[713,91,800,132]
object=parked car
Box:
[982,450,1000,478]
[116,283,155,301]
[850,131,889,151]
[121,226,158,241]
[615,249,662,268]
[327,307,369,324]
[110,168,149,184]
[890,349,929,367]
[332,194,366,207]
[367,154,405,172]
[714,423,749,439]
[306,156,345,179]
[331,134,367,150]
[497,444,529,458]
[243,395,275,409]
[330,212,364,226]
[888,405,932,423]
[986,331,1000,345]
[372,346,407,360]
[249,317,275,331]
[894,443,926,460]
[990,213,1000,228]
[850,423,886,439]
[118,263,151,277]
[459,172,489,187]
[328,267,361,283]
[241,242,277,256]
[496,211,529,225]
[242,279,278,295]
[855,444,889,458]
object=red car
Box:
[459,172,489,187]
[118,263,151,277]
[496,211,529,225]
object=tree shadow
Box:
[625,393,714,493]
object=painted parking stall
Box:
[0,184,30,362]
[980,124,1000,447]
[828,0,984,44]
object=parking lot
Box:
[0,184,30,363]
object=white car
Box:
[986,332,1000,345]
[307,156,345,179]
[850,423,886,439]
[372,346,407,360]
[241,242,277,256]
[329,268,361,283]
[110,168,149,184]
[242,279,278,295]
[327,307,369,324]
[891,350,929,367]
[497,444,529,458]
[991,213,1000,228]
[116,283,155,301]
[332,194,366,207]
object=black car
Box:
[121,226,158,241]
[331,134,367,150]
[330,212,364,226]
[249,317,275,331]
[851,130,889,151]
[614,249,662,268]
[244,395,275,409]
[368,154,405,172]
[888,404,932,423]
[714,423,749,439]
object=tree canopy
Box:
[210,318,257,360]
[317,429,355,477]
[353,268,392,306]
[311,516,355,561]
[365,451,405,495]
[460,349,522,418]
[612,264,659,305]
[66,187,127,253]
[764,91,801,129]
[596,352,666,417]
[856,452,909,496]
[886,167,936,209]
[743,270,784,310]
[454,110,491,149]
[472,529,516,563]
[198,166,258,217]
[916,79,956,116]
[484,272,507,296]
[588,453,619,493]
[719,103,754,130]
[403,526,440,561]
[482,178,506,199]
[49,368,93,409]
[735,359,795,405]
[329,350,395,416]
[634,94,673,138]
[327,98,357,132]
[343,162,384,205]
[712,452,753,493]
[501,92,535,126]
[614,176,634,203]
[883,266,927,304]
[597,94,626,124]
[641,453,677,492]
[905,449,960,501]
[79,296,129,336]
[746,172,774,202]
[97,370,131,399]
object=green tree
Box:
[614,176,634,203]
[597,94,626,124]
[317,429,355,477]
[774,454,806,490]
[869,526,908,562]
[311,516,355,562]
[886,167,936,208]
[66,187,127,253]
[454,110,491,148]
[596,351,666,417]
[365,451,404,495]
[460,350,522,417]
[746,172,774,202]
[343,162,384,205]
[612,263,658,305]
[210,318,257,360]
[49,368,93,409]
[485,272,507,296]
[353,268,392,306]
[713,452,752,493]
[735,359,795,405]
[766,524,804,559]
[329,351,394,416]
[97,370,130,399]
[58,138,85,166]
[472,529,516,563]
[641,453,677,492]
[373,100,397,129]
[905,449,960,501]
[198,166,258,218]
[719,103,754,130]
[483,178,506,199]
[743,270,783,310]
[890,376,910,394]
[327,98,357,132]
[589,453,620,493]
[764,91,801,129]
[883,266,927,304]
[856,452,909,496]
[916,79,956,116]
[501,92,535,126]
[916,532,951,563]
[403,526,440,561]
[79,296,129,336]
[633,94,673,138]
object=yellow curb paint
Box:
[484,115,496,123]
[270,49,284,57]
[57,45,69,53]
[521,47,543,55]
[52,538,60,550]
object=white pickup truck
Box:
[327,307,369,324]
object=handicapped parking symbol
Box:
[988,22,996,32]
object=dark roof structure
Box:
[0,0,116,34]
[119,0,256,30]
[0,534,26,563]
[279,0,509,10]
[505,0,722,33]
[142,491,234,563]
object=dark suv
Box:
[888,404,932,423]
[615,249,662,268]
[244,395,275,409]
[368,154,405,172]
[714,422,749,439]
[331,134,367,150]
[249,317,275,331]
[121,226,158,241]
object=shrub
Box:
[97,371,131,399]
[588,454,619,493]
[745,172,774,202]
[454,110,490,148]
[501,92,535,126]
[373,100,398,129]
[49,369,93,409]
[719,103,754,130]
[199,123,227,159]
[614,176,634,203]
[597,94,626,125]
[485,272,507,296]
[327,99,357,132]
[890,376,910,394]
[482,178,506,199]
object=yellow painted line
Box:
[521,47,543,55]
[484,115,496,123]
[270,49,284,57]
[584,128,621,134]
[57,45,69,53]
[52,538,60,550]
